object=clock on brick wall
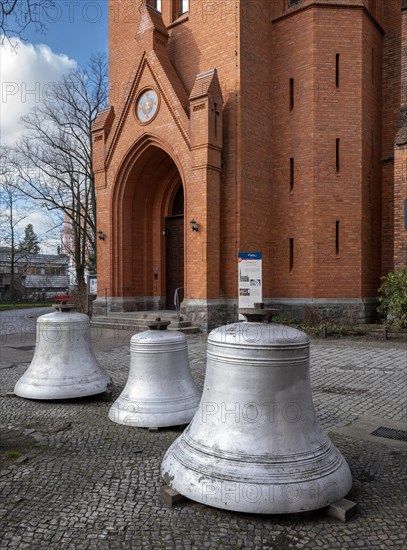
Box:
[136,89,160,124]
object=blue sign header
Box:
[238,252,262,260]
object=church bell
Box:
[14,304,113,400]
[109,320,201,428]
[161,311,352,514]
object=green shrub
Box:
[271,316,367,337]
[377,269,407,329]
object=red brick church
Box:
[92,0,406,330]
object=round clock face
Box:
[136,89,159,124]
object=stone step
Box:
[171,326,201,335]
[167,320,191,328]
[91,320,145,330]
[92,316,179,327]
[100,312,181,321]
[91,318,201,334]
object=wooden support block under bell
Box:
[327,498,358,522]
[160,485,188,507]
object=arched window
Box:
[148,0,162,12]
[179,0,189,15]
[171,185,184,216]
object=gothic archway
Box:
[112,138,185,311]
[166,183,184,309]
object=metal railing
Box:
[174,287,184,324]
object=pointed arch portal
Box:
[112,139,185,310]
[166,183,184,309]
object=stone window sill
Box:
[167,13,189,29]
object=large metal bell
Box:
[109,321,201,428]
[14,305,113,400]
[161,314,352,514]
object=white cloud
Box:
[0,37,76,146]
[24,208,54,234]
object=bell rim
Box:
[110,392,201,409]
[108,401,199,428]
[161,444,353,514]
[165,434,346,483]
[161,472,353,515]
[14,378,113,400]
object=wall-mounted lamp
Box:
[97,230,105,240]
[190,218,199,232]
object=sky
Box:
[7,0,108,66]
[1,0,108,145]
[0,0,109,248]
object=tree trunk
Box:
[9,195,16,301]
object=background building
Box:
[92,0,407,329]
[0,248,70,300]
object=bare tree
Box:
[1,0,56,45]
[0,147,33,300]
[11,52,108,309]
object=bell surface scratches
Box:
[14,309,113,400]
[109,328,201,428]
[161,322,352,514]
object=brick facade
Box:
[92,0,406,329]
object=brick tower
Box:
[92,0,406,330]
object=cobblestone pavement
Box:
[0,326,406,549]
[0,307,53,336]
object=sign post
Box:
[88,275,98,296]
[86,275,98,317]
[238,252,262,317]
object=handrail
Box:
[174,287,184,324]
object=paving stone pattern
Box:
[0,335,406,549]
